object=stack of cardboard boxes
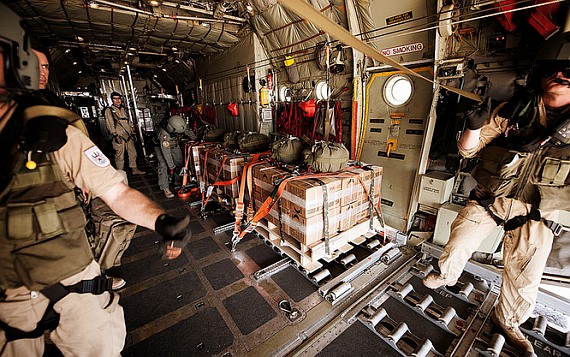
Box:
[251,163,382,248]
[199,148,269,206]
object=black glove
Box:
[497,90,533,121]
[464,96,491,130]
[155,214,192,259]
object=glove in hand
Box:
[155,214,192,259]
[465,97,491,130]
[113,135,122,144]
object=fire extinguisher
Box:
[259,79,269,108]
[267,69,273,91]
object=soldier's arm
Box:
[458,103,509,158]
[99,182,165,230]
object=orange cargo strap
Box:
[232,152,271,238]
[200,147,222,208]
[181,141,200,187]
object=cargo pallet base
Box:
[253,217,383,273]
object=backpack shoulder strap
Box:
[22,105,89,137]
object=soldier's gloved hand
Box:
[155,214,192,259]
[464,96,492,130]
[113,134,122,144]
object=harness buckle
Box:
[545,220,563,236]
[81,276,112,295]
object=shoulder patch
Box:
[84,146,111,167]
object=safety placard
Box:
[381,43,424,57]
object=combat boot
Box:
[164,188,175,198]
[422,272,458,289]
[491,311,534,353]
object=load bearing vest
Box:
[0,151,93,291]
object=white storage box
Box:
[418,171,455,208]
[432,202,503,253]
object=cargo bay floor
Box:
[43,159,570,357]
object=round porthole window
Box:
[383,74,413,107]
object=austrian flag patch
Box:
[84,146,110,167]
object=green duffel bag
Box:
[203,127,226,142]
[272,136,303,164]
[304,141,349,172]
[239,132,271,153]
[224,131,242,149]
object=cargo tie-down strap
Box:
[232,153,272,243]
[181,141,201,187]
[313,178,331,255]
[200,147,257,210]
[230,166,384,251]
[0,276,112,342]
[201,147,228,210]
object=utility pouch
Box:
[538,185,570,211]
[7,205,34,241]
[13,229,93,290]
[33,202,64,239]
[536,158,570,186]
[471,146,527,196]
[90,197,136,270]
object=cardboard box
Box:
[340,166,383,206]
[418,171,455,208]
[283,206,341,245]
[252,164,288,186]
[200,149,270,200]
[281,177,342,217]
[339,201,371,231]
[190,144,213,179]
[252,164,288,202]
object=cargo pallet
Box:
[252,217,383,274]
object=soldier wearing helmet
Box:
[423,32,570,353]
[155,114,196,198]
[0,4,193,355]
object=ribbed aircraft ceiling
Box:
[4,0,252,90]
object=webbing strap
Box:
[236,175,296,240]
[314,179,330,255]
[181,141,198,186]
[202,154,227,207]
[0,304,59,342]
[472,195,505,226]
[232,154,270,237]
[474,196,563,236]
[0,276,112,342]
